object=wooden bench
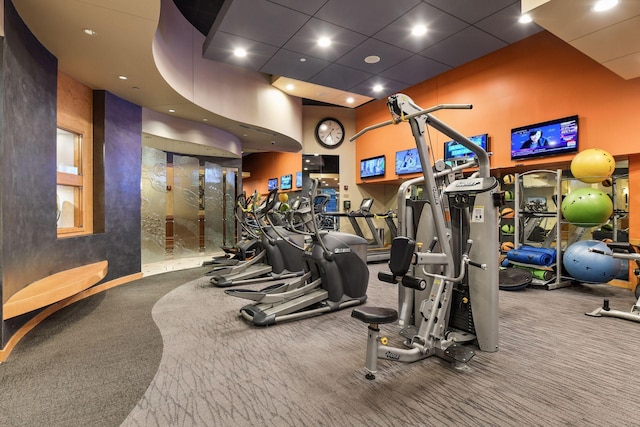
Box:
[3,261,108,320]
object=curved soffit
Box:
[10,0,301,157]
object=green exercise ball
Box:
[561,187,613,227]
[501,224,515,234]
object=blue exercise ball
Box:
[563,240,621,283]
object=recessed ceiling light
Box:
[518,14,533,24]
[411,25,427,36]
[364,55,380,64]
[168,109,175,113]
[118,75,128,80]
[82,28,96,36]
[593,0,618,12]
[233,48,247,57]
[373,84,383,92]
[202,118,208,121]
[285,84,295,91]
[346,97,354,104]
[317,37,332,47]
[300,58,307,62]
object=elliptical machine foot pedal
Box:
[351,307,398,380]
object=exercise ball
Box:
[504,190,514,201]
[501,207,515,219]
[503,174,515,185]
[563,240,620,283]
[278,193,289,203]
[601,177,613,187]
[501,241,515,252]
[501,224,515,234]
[570,148,615,183]
[561,187,612,227]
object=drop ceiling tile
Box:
[475,3,543,43]
[283,17,368,62]
[335,38,413,74]
[309,63,373,92]
[420,26,507,67]
[372,2,469,53]
[203,32,279,70]
[216,0,309,46]
[269,0,326,16]
[260,49,331,80]
[423,0,517,24]
[314,0,421,37]
[349,76,408,99]
[380,55,451,86]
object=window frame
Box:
[56,125,93,237]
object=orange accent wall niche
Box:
[243,151,302,195]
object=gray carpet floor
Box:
[1,263,639,426]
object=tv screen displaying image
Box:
[267,177,278,191]
[443,134,488,162]
[360,155,385,179]
[295,171,302,188]
[395,148,422,175]
[511,115,578,161]
[280,174,292,190]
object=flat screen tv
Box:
[443,134,488,162]
[395,148,422,175]
[267,177,278,191]
[360,155,385,179]
[280,174,292,190]
[511,115,578,161]
[295,171,302,188]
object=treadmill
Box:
[327,198,393,263]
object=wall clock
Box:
[315,117,345,149]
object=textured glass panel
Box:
[204,162,224,255]
[225,168,237,246]
[141,146,167,264]
[173,154,200,258]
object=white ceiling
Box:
[8,0,640,156]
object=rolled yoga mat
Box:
[513,264,555,281]
[506,249,553,266]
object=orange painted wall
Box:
[242,151,302,195]
[355,31,640,242]
[356,31,640,176]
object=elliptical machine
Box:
[207,189,305,287]
[350,93,501,379]
[224,180,369,326]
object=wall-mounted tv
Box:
[360,155,385,179]
[395,148,422,175]
[295,171,302,188]
[443,134,489,162]
[267,177,278,191]
[511,115,578,161]
[280,174,292,190]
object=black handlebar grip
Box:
[402,275,427,290]
[468,260,485,270]
[378,272,398,284]
[428,238,438,253]
[464,239,473,256]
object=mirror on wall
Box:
[302,154,340,229]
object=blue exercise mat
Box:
[519,245,556,260]
[506,248,554,266]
